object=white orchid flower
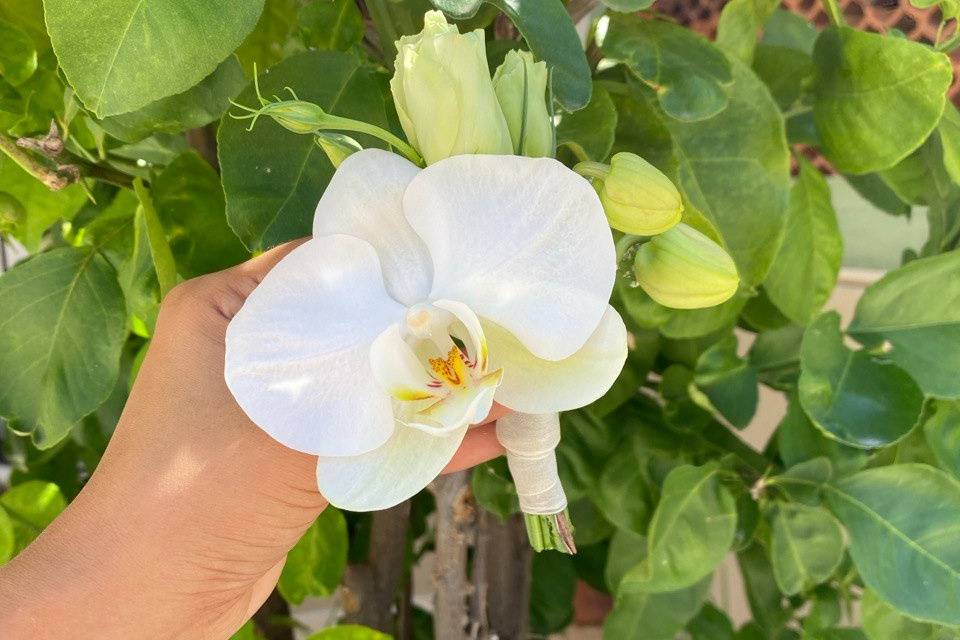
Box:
[224,149,627,514]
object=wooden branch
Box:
[472,511,532,640]
[431,472,475,640]
[0,131,75,191]
[186,124,220,172]
[342,500,412,633]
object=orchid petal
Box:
[225,236,403,457]
[433,299,488,371]
[313,149,431,305]
[483,306,628,413]
[315,424,467,511]
[370,323,435,401]
[405,369,502,434]
[404,154,615,360]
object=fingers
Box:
[442,422,505,474]
[231,238,309,286]
[476,402,511,427]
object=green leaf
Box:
[861,588,957,640]
[769,503,844,595]
[595,437,652,534]
[530,551,577,634]
[693,334,759,428]
[748,323,803,390]
[431,0,591,111]
[277,507,348,605]
[843,172,911,217]
[605,527,646,591]
[738,543,793,634]
[761,8,818,55]
[768,457,833,505]
[602,0,654,10]
[230,621,265,640]
[827,464,960,625]
[0,508,13,564]
[621,462,736,593]
[235,0,299,71]
[304,625,391,640]
[765,156,842,325]
[133,179,177,298]
[923,400,960,479]
[848,250,960,399]
[602,16,733,122]
[605,574,712,640]
[751,43,814,111]
[939,105,960,186]
[98,56,245,144]
[811,26,952,174]
[44,0,264,117]
[557,82,617,161]
[299,0,364,51]
[777,392,868,477]
[715,0,780,63]
[471,457,519,520]
[687,602,736,640]
[613,62,790,285]
[219,50,392,251]
[153,152,249,278]
[0,480,66,555]
[0,156,86,251]
[0,247,127,447]
[0,18,37,85]
[799,311,924,449]
[0,0,50,53]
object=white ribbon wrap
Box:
[495,412,567,516]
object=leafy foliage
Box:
[3,0,960,637]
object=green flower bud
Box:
[390,10,513,165]
[0,191,25,234]
[492,50,553,158]
[589,152,683,235]
[315,132,362,168]
[634,223,739,309]
[260,99,327,135]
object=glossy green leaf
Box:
[0,247,127,447]
[557,83,617,161]
[843,172,911,217]
[471,457,519,520]
[939,105,960,186]
[799,311,924,449]
[0,0,49,53]
[0,480,66,556]
[748,323,803,390]
[827,464,960,625]
[738,544,794,634]
[752,43,814,111]
[605,527,646,592]
[0,156,86,251]
[0,18,37,85]
[923,400,960,479]
[98,57,245,143]
[687,602,736,640]
[605,574,712,640]
[693,334,758,428]
[153,152,249,278]
[621,462,736,592]
[530,551,577,634]
[769,457,833,505]
[848,250,960,399]
[715,0,780,63]
[602,16,733,122]
[762,8,818,55]
[0,508,13,564]
[765,156,842,325]
[777,392,868,477]
[304,626,391,640]
[277,507,348,605]
[219,50,392,251]
[45,0,265,116]
[861,588,957,640]
[595,437,652,534]
[431,0,591,110]
[811,26,952,174]
[133,180,177,298]
[769,503,844,595]
[235,0,299,71]
[299,0,364,51]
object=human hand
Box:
[0,240,506,639]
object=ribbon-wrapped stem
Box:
[496,412,576,554]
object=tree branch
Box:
[431,472,475,640]
[342,501,412,633]
[472,511,531,640]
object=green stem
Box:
[524,510,576,554]
[322,115,423,166]
[133,179,178,299]
[573,160,611,181]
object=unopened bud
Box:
[260,99,327,135]
[582,152,683,235]
[492,50,553,158]
[634,223,739,309]
[0,192,25,233]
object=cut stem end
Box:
[524,509,576,555]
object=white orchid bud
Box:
[492,50,553,158]
[390,11,513,165]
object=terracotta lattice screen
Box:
[656,0,960,102]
